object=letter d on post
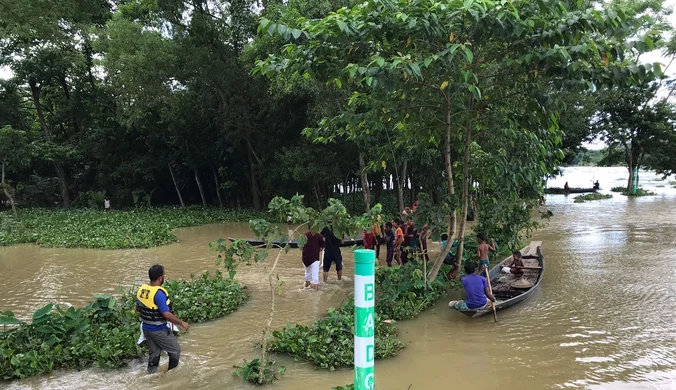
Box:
[354,249,375,390]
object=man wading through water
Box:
[136,265,190,373]
[302,224,324,290]
[321,221,344,282]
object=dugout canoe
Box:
[452,241,544,318]
[545,187,597,194]
[227,237,363,248]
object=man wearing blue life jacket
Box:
[136,264,189,374]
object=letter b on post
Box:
[365,283,374,301]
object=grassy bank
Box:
[0,272,247,380]
[0,207,265,249]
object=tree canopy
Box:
[0,0,674,265]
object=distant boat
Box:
[545,187,597,194]
[451,241,544,318]
[227,237,363,248]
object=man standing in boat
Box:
[136,265,190,374]
[321,221,343,282]
[449,262,496,311]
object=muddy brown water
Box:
[3,167,676,390]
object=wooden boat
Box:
[545,187,596,194]
[453,241,544,318]
[227,237,363,248]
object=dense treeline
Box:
[0,0,385,211]
[1,0,675,240]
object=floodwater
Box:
[3,166,676,390]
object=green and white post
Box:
[354,249,375,390]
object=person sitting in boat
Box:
[448,262,496,311]
[564,182,570,193]
[593,180,600,190]
[508,250,525,277]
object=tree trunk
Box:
[54,165,70,209]
[627,158,634,193]
[212,166,224,208]
[375,174,381,203]
[1,162,17,217]
[358,152,371,212]
[147,187,156,207]
[397,159,407,212]
[194,168,207,207]
[83,35,96,90]
[30,80,70,208]
[452,125,473,279]
[168,161,185,207]
[247,142,262,211]
[428,101,457,283]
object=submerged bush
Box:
[121,271,248,323]
[375,260,452,321]
[0,207,265,249]
[610,186,625,192]
[332,385,355,390]
[574,193,613,203]
[0,296,142,380]
[0,272,247,380]
[623,188,656,196]
[269,301,403,370]
[233,358,285,385]
[269,262,457,370]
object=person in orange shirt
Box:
[393,218,405,265]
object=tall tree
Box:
[593,83,675,191]
[256,0,660,281]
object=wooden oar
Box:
[485,267,498,322]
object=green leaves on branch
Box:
[233,358,286,385]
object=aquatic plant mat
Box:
[574,193,612,203]
[268,261,456,370]
[0,271,247,380]
[0,207,265,249]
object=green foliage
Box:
[0,207,265,249]
[233,358,286,385]
[121,271,249,323]
[0,297,142,380]
[269,262,457,370]
[332,385,354,390]
[623,188,657,196]
[574,193,613,203]
[611,186,626,192]
[375,260,453,320]
[269,300,403,370]
[592,83,676,190]
[211,197,381,279]
[1,272,247,380]
[572,149,612,166]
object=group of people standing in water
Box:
[300,216,430,291]
[300,200,435,290]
